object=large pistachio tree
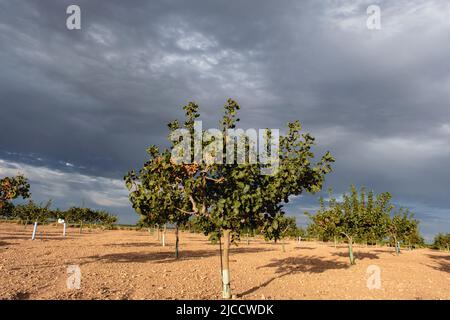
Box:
[125,99,334,298]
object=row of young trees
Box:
[1,175,118,237]
[306,186,423,264]
[3,200,118,233]
[432,233,450,251]
[125,99,334,298]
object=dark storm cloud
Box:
[0,0,449,238]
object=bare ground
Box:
[0,223,449,300]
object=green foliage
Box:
[0,201,15,219]
[125,99,334,242]
[306,185,424,264]
[432,233,450,251]
[13,200,51,224]
[124,147,192,231]
[387,208,423,248]
[0,175,31,217]
[261,213,298,242]
[64,206,117,228]
[11,202,117,229]
[306,186,396,243]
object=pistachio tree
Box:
[261,213,298,252]
[307,186,424,264]
[13,200,49,227]
[433,233,450,252]
[66,207,95,233]
[0,175,30,218]
[125,99,334,298]
[13,200,51,239]
[307,186,394,265]
[306,195,340,244]
[387,208,421,254]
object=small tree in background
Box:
[387,208,421,254]
[66,207,92,233]
[307,186,424,264]
[307,186,394,265]
[261,213,298,251]
[0,175,30,218]
[96,210,118,229]
[432,233,450,252]
[14,200,49,227]
[13,200,51,239]
[306,195,341,246]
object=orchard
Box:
[0,100,447,300]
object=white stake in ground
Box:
[31,222,38,240]
[58,219,66,237]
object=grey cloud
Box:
[0,0,449,236]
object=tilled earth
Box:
[0,223,449,300]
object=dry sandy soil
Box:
[0,223,448,300]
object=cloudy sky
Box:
[1,0,449,241]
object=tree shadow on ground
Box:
[372,248,398,256]
[0,236,32,241]
[8,291,31,300]
[293,247,315,250]
[239,256,349,297]
[332,251,380,260]
[425,253,450,273]
[85,247,274,265]
[103,242,160,248]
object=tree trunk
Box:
[282,241,286,252]
[24,219,29,230]
[347,236,355,265]
[175,224,180,259]
[79,220,83,234]
[246,232,249,245]
[393,236,399,255]
[221,229,232,299]
[63,222,66,237]
[156,225,160,241]
[162,224,166,247]
[334,237,337,249]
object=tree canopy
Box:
[125,99,334,298]
[0,175,30,217]
[306,185,423,264]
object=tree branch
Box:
[189,195,199,214]
[176,208,195,215]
